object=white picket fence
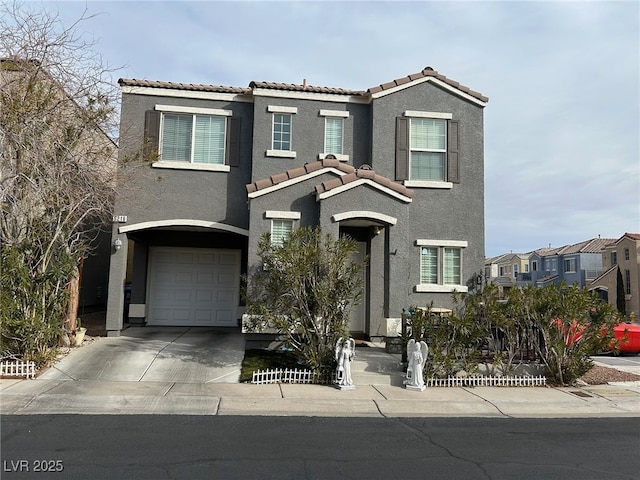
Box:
[1,360,36,379]
[425,375,546,387]
[252,368,337,385]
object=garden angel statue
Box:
[335,337,355,389]
[405,339,428,391]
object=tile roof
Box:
[314,165,413,199]
[119,66,488,103]
[367,66,489,103]
[118,78,251,94]
[246,158,354,194]
[556,238,615,255]
[246,159,413,200]
[249,81,365,96]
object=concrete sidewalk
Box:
[2,338,639,417]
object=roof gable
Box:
[315,167,413,203]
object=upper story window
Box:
[162,113,225,164]
[624,248,630,261]
[513,264,519,278]
[532,260,538,271]
[416,239,468,292]
[266,106,297,158]
[318,110,349,161]
[272,114,291,151]
[145,105,239,172]
[396,111,458,188]
[410,118,446,181]
[611,251,617,265]
[564,258,576,273]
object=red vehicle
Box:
[614,323,640,354]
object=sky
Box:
[30,0,640,257]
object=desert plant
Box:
[243,227,365,377]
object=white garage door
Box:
[147,247,241,326]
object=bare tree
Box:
[0,2,118,362]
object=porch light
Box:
[114,238,123,251]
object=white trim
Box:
[155,104,232,116]
[416,239,468,247]
[266,149,296,158]
[121,85,253,103]
[317,178,412,203]
[404,180,453,189]
[404,110,452,119]
[119,219,249,236]
[267,105,298,114]
[152,161,230,172]
[252,88,369,104]
[371,77,487,107]
[331,211,397,225]
[128,304,146,318]
[248,167,347,199]
[319,109,349,118]
[318,153,349,162]
[415,284,468,293]
[265,211,301,220]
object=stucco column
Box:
[105,224,128,336]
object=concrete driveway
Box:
[39,327,246,383]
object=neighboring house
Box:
[520,238,612,289]
[589,233,640,319]
[484,252,529,298]
[105,66,488,338]
[0,57,116,313]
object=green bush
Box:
[1,245,73,366]
[244,227,364,377]
[404,283,621,385]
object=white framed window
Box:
[265,211,300,247]
[513,264,519,278]
[525,264,530,273]
[624,248,630,261]
[416,240,467,292]
[410,118,446,181]
[270,219,293,247]
[161,113,226,164]
[324,117,343,155]
[272,113,291,151]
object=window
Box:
[272,114,291,151]
[624,248,630,261]
[625,269,631,295]
[499,266,506,277]
[532,260,538,271]
[611,252,617,265]
[513,264,519,278]
[564,258,576,273]
[416,240,467,292]
[161,113,226,164]
[525,264,530,273]
[265,211,300,247]
[145,106,239,171]
[395,112,458,186]
[410,118,446,181]
[271,219,293,247]
[324,117,343,155]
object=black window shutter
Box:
[447,120,459,183]
[226,117,241,167]
[395,117,409,181]
[143,110,160,161]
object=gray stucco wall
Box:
[115,93,254,230]
[250,97,371,182]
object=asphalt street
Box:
[1,415,639,480]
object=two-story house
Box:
[529,238,613,288]
[589,233,640,319]
[484,252,529,297]
[105,67,488,338]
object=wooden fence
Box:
[0,361,36,379]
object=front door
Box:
[349,241,367,332]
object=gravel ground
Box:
[579,364,640,385]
